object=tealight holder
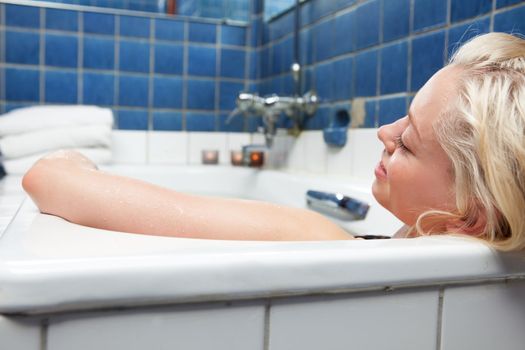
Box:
[248,151,264,167]
[202,150,219,165]
[230,150,244,166]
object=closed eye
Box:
[394,135,410,153]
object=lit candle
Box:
[202,150,219,165]
[230,150,243,166]
[249,151,264,167]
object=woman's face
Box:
[372,66,461,229]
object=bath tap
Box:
[306,190,370,221]
[226,91,319,147]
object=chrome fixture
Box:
[306,190,370,221]
[227,88,318,147]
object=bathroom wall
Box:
[0,0,254,132]
[260,0,525,130]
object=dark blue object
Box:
[323,109,350,147]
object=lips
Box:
[374,161,387,180]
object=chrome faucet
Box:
[226,90,318,147]
[306,190,370,221]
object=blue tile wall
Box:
[6,31,40,65]
[2,0,524,134]
[413,0,447,32]
[83,37,115,70]
[6,5,40,28]
[45,34,78,68]
[45,71,78,103]
[83,73,115,106]
[153,111,183,131]
[46,9,78,31]
[188,46,217,77]
[155,18,185,41]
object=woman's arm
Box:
[22,150,352,241]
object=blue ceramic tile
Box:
[380,41,408,94]
[45,71,78,103]
[247,115,263,132]
[249,50,259,80]
[5,68,40,102]
[282,73,294,96]
[270,75,284,95]
[451,0,492,22]
[383,0,409,42]
[261,47,270,77]
[155,18,184,41]
[220,48,245,79]
[269,12,294,41]
[333,56,353,101]
[413,0,447,32]
[336,0,358,11]
[189,22,216,43]
[83,72,114,105]
[379,97,407,125]
[411,30,445,91]
[282,37,294,72]
[314,19,334,62]
[117,109,148,130]
[355,0,380,50]
[153,76,183,108]
[188,46,216,77]
[354,49,378,97]
[6,5,39,28]
[315,62,334,102]
[5,103,38,113]
[45,34,78,68]
[186,112,216,131]
[187,79,215,110]
[153,111,183,131]
[218,112,244,132]
[497,0,523,8]
[219,81,244,110]
[494,5,525,35]
[46,9,78,32]
[364,100,377,127]
[300,28,313,66]
[83,36,115,70]
[304,105,330,130]
[312,0,338,21]
[334,10,355,56]
[300,1,313,27]
[6,31,39,65]
[302,67,313,95]
[221,25,246,46]
[120,16,150,38]
[118,75,149,107]
[250,18,262,47]
[447,17,490,58]
[270,42,284,75]
[254,0,264,15]
[83,12,115,35]
[119,40,150,73]
[154,43,183,75]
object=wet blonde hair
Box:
[416,33,525,251]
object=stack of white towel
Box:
[0,105,114,175]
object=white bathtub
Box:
[1,165,525,350]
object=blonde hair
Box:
[416,33,525,251]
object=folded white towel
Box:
[2,148,113,175]
[0,105,114,137]
[0,124,112,160]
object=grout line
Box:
[490,0,496,32]
[263,301,271,350]
[113,14,120,128]
[39,7,45,104]
[182,19,188,131]
[39,318,49,350]
[436,288,445,350]
[77,10,83,104]
[215,24,221,131]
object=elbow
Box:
[22,160,55,213]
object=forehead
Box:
[409,66,462,141]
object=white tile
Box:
[148,131,188,164]
[325,130,353,176]
[251,132,266,145]
[286,132,306,171]
[267,132,293,169]
[111,130,147,164]
[0,315,41,350]
[187,132,228,165]
[441,281,525,350]
[303,131,326,173]
[349,128,382,180]
[227,133,251,153]
[270,289,439,350]
[48,302,265,350]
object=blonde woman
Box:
[22,32,525,251]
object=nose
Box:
[377,123,396,155]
